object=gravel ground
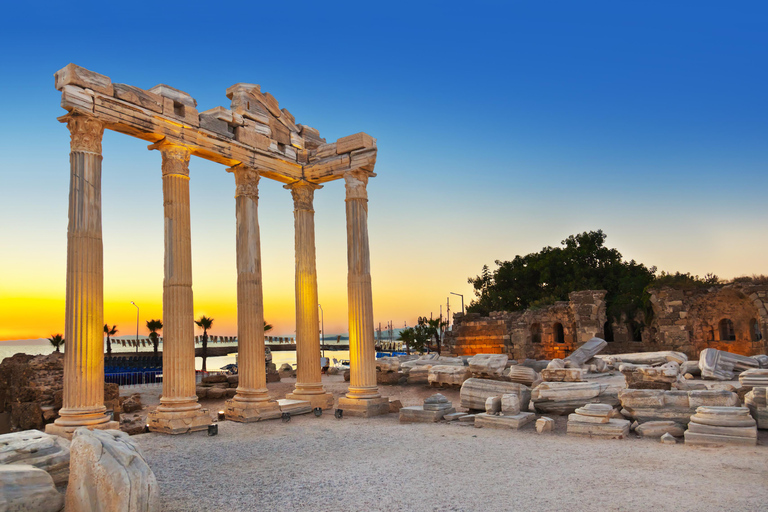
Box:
[134,377,768,512]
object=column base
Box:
[225,399,282,422]
[337,397,390,418]
[286,392,334,410]
[148,407,211,434]
[45,420,120,440]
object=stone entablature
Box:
[55,63,377,184]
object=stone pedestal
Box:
[225,166,280,421]
[342,170,385,415]
[284,180,333,409]
[47,114,116,439]
[224,399,281,422]
[147,140,209,434]
[337,397,390,418]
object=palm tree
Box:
[195,316,214,372]
[104,324,118,355]
[427,315,448,354]
[48,334,64,353]
[397,327,415,355]
[146,319,163,356]
[264,321,273,333]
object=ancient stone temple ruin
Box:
[445,282,768,360]
[46,64,385,437]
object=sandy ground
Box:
[131,375,768,512]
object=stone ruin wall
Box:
[649,283,768,358]
[445,290,607,360]
[444,283,768,360]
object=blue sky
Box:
[1,1,766,338]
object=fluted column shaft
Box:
[231,166,268,401]
[55,114,111,427]
[155,142,200,412]
[286,180,324,395]
[344,171,380,399]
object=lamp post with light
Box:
[130,301,139,353]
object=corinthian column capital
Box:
[284,180,322,211]
[148,140,191,177]
[343,170,375,201]
[228,165,260,199]
[64,114,104,153]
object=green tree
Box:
[48,333,64,353]
[397,327,415,355]
[104,324,118,356]
[426,315,448,354]
[264,321,273,333]
[146,319,163,356]
[195,316,214,372]
[467,230,657,327]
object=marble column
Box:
[147,140,209,434]
[284,180,334,409]
[338,170,389,417]
[47,114,118,439]
[225,165,280,422]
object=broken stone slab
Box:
[428,365,471,387]
[276,399,312,416]
[635,421,686,438]
[681,361,701,376]
[531,382,618,415]
[0,464,64,512]
[55,63,113,95]
[405,366,430,384]
[684,406,758,446]
[501,394,520,416]
[619,389,739,424]
[444,412,468,421]
[739,369,768,387]
[474,412,536,430]
[504,366,540,387]
[752,354,768,368]
[485,396,501,415]
[536,417,554,433]
[66,428,159,512]
[0,430,71,485]
[468,354,509,378]
[744,387,768,429]
[399,406,455,423]
[660,433,677,444]
[547,359,565,370]
[458,414,476,423]
[460,378,531,411]
[541,368,586,382]
[598,351,688,366]
[699,348,759,380]
[521,359,550,372]
[567,417,630,439]
[564,337,607,367]
[375,357,401,373]
[423,394,452,411]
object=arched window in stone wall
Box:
[628,320,643,342]
[750,319,762,341]
[553,322,565,344]
[603,321,614,342]
[719,318,736,341]
[530,323,542,344]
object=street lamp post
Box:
[318,304,325,358]
[449,292,464,314]
[130,301,139,353]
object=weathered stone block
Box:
[55,63,113,95]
